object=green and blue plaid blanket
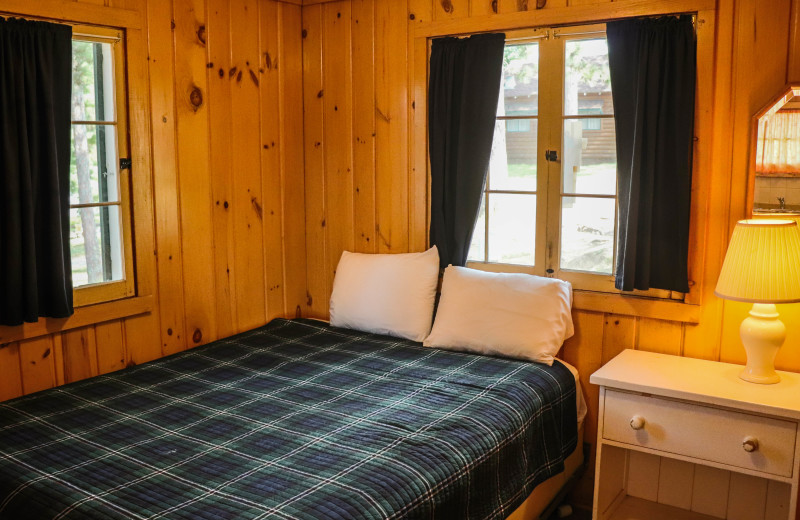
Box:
[0,318,576,519]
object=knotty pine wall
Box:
[300,0,800,505]
[0,0,306,401]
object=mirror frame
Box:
[747,83,800,216]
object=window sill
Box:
[0,295,153,346]
[573,290,700,323]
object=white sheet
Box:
[555,359,588,428]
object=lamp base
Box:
[739,303,785,385]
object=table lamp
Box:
[715,219,800,384]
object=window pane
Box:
[489,119,538,191]
[499,42,539,117]
[71,40,115,122]
[488,193,536,266]
[560,196,615,274]
[467,196,487,262]
[507,119,531,132]
[70,125,119,204]
[70,206,124,287]
[564,39,613,116]
[562,118,616,195]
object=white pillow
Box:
[423,266,574,365]
[329,246,440,341]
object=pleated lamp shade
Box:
[715,219,800,303]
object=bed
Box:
[0,318,583,520]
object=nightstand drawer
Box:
[603,389,798,477]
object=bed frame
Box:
[508,424,587,520]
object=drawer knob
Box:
[629,415,646,431]
[743,437,759,453]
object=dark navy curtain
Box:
[608,16,696,293]
[428,33,505,268]
[0,18,74,325]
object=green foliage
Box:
[565,41,610,91]
[502,40,611,93]
[70,40,101,235]
[502,44,538,90]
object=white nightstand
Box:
[590,349,800,520]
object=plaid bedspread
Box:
[0,318,577,520]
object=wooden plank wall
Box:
[0,0,306,401]
[300,0,800,506]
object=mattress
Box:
[0,318,578,519]
[556,359,587,430]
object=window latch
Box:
[120,158,132,171]
[545,150,559,162]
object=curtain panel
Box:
[607,16,696,293]
[757,111,800,175]
[0,18,74,326]
[428,33,506,269]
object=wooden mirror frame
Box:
[746,83,800,216]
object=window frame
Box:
[467,24,678,300]
[70,25,135,308]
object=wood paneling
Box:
[0,345,22,402]
[303,3,330,318]
[18,337,58,395]
[174,0,218,347]
[0,0,305,400]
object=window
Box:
[506,118,532,133]
[578,108,603,131]
[468,25,622,292]
[70,27,134,306]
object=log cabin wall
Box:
[300,0,800,505]
[0,0,306,402]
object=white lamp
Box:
[715,219,800,384]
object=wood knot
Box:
[440,0,454,13]
[193,329,203,344]
[302,29,308,38]
[189,86,203,110]
[197,25,206,45]
[251,197,263,220]
[491,0,498,13]
[409,13,416,20]
[518,0,529,10]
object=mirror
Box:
[752,86,800,214]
